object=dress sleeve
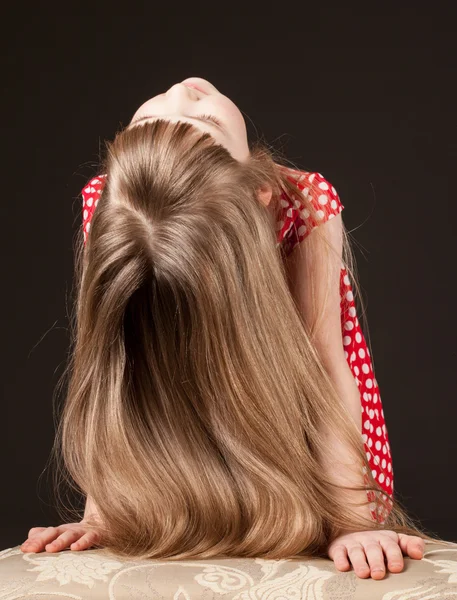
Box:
[80,174,107,245]
[280,171,345,258]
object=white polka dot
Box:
[318,181,329,190]
[372,470,377,479]
[386,477,390,486]
[346,291,354,302]
[374,409,379,419]
[354,366,360,376]
[301,186,310,197]
[86,222,91,232]
[376,427,382,436]
[375,440,381,451]
[368,437,373,447]
[355,332,362,343]
[330,200,338,209]
[343,274,350,286]
[350,351,356,362]
[363,392,369,401]
[362,434,368,443]
[280,199,289,208]
[344,321,354,331]
[387,462,391,472]
[382,444,387,454]
[369,409,374,419]
[297,225,307,237]
[86,197,93,207]
[331,186,337,195]
[83,209,88,220]
[358,348,366,359]
[316,210,325,219]
[362,363,370,374]
[373,454,380,466]
[300,208,310,219]
[309,173,315,183]
[318,194,329,205]
[328,213,335,220]
[363,420,370,430]
[373,393,378,404]
[349,307,356,317]
[366,378,373,389]
[379,473,385,484]
[366,452,371,461]
[370,423,374,433]
[381,458,386,469]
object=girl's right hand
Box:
[20,520,102,553]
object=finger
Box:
[347,544,371,579]
[70,530,101,551]
[21,527,63,552]
[26,527,47,538]
[379,539,404,573]
[45,529,86,552]
[398,534,425,559]
[329,544,351,572]
[379,530,399,543]
[363,541,386,579]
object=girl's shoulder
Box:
[80,174,107,245]
[276,166,345,257]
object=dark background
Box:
[2,6,456,549]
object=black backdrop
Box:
[2,6,456,549]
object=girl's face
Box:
[128,77,251,162]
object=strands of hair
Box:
[49,118,453,561]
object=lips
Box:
[181,78,217,95]
[182,82,208,95]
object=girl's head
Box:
[129,77,252,163]
[52,80,449,561]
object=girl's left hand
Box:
[327,530,425,579]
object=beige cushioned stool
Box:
[1,540,456,599]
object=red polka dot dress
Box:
[80,167,394,523]
[275,166,394,523]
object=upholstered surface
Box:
[1,540,457,599]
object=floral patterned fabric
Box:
[1,540,457,598]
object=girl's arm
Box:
[83,495,101,521]
[284,214,373,524]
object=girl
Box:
[21,77,453,578]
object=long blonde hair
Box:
[50,119,454,561]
